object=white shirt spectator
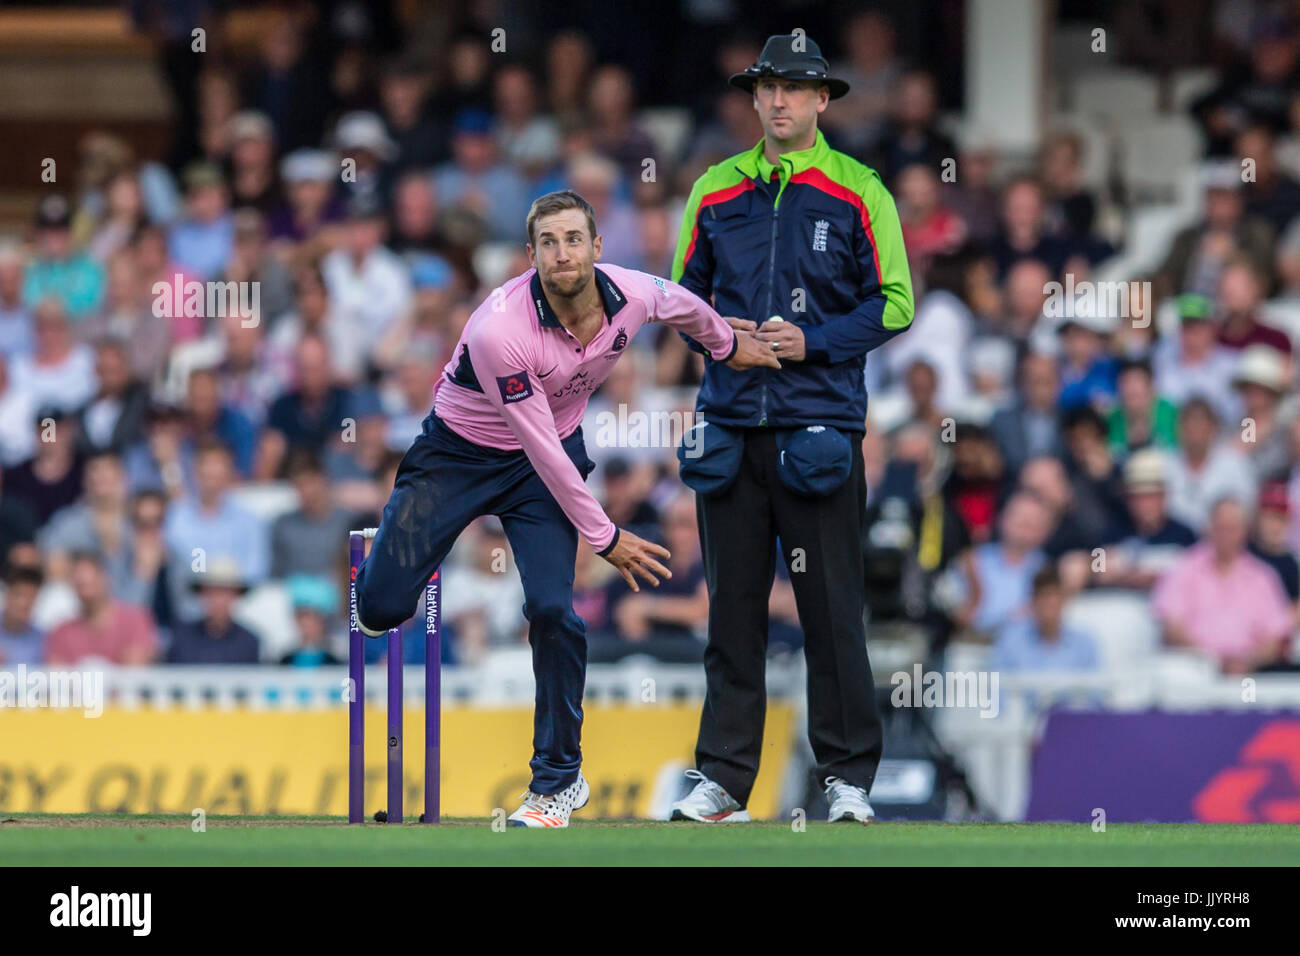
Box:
[881,289,972,411]
[321,246,413,339]
[1164,444,1257,532]
[10,344,96,413]
[0,379,36,465]
[1152,335,1239,424]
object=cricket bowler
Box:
[354,189,779,827]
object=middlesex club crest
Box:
[612,328,628,351]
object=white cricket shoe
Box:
[668,769,751,822]
[506,773,589,828]
[825,776,875,823]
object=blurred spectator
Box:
[600,457,659,542]
[992,565,1099,672]
[493,62,560,181]
[38,452,132,589]
[590,491,707,663]
[1061,405,1129,537]
[85,169,147,265]
[1097,449,1197,590]
[0,353,37,467]
[333,111,397,208]
[1017,456,1101,570]
[962,491,1052,637]
[1108,357,1178,455]
[1229,344,1292,476]
[45,550,158,665]
[271,450,354,578]
[867,71,957,185]
[897,163,967,284]
[321,195,413,341]
[122,401,195,500]
[226,111,281,214]
[3,408,85,527]
[544,31,593,122]
[433,109,531,242]
[23,195,106,321]
[257,334,354,478]
[76,339,149,455]
[1193,13,1300,155]
[1040,132,1100,243]
[1164,397,1256,532]
[187,366,257,478]
[1152,292,1239,423]
[990,352,1064,478]
[127,489,174,630]
[269,261,366,385]
[270,149,346,244]
[0,563,45,665]
[568,151,641,268]
[88,249,173,384]
[0,464,37,563]
[11,299,97,414]
[0,241,33,360]
[163,440,269,621]
[221,208,294,325]
[441,518,526,664]
[586,65,657,186]
[280,574,343,666]
[828,10,903,156]
[882,246,982,411]
[1236,125,1300,236]
[166,561,259,664]
[168,162,235,281]
[241,7,334,154]
[1216,260,1292,354]
[430,30,494,122]
[1153,163,1272,301]
[943,423,1006,544]
[1056,312,1118,411]
[1250,480,1300,608]
[134,223,202,343]
[213,311,286,429]
[1153,497,1293,673]
[380,55,446,172]
[991,178,1070,281]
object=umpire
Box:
[668,34,914,823]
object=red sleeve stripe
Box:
[682,178,756,270]
[790,168,882,282]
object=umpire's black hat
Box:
[728,34,850,99]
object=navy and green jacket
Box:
[672,129,914,430]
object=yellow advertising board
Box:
[0,703,796,818]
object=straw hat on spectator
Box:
[1123,448,1167,492]
[1231,344,1288,394]
[333,111,397,161]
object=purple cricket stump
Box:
[386,625,403,823]
[347,533,365,824]
[423,569,441,823]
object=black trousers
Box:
[694,428,882,805]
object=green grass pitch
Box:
[3,815,1299,865]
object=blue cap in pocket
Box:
[777,425,853,497]
[677,419,744,496]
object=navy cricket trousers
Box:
[355,411,596,794]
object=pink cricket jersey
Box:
[433,263,738,552]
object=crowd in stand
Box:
[3,5,1300,676]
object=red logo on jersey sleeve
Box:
[496,372,534,403]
